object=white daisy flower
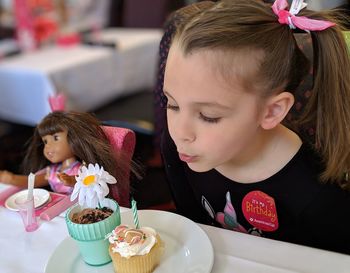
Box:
[70,163,117,208]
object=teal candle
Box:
[131,198,140,229]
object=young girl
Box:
[0,111,118,195]
[161,0,350,254]
[152,1,216,167]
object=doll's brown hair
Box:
[172,0,350,189]
[22,111,118,178]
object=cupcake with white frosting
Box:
[108,225,164,273]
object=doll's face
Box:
[42,129,75,164]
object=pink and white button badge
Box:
[242,190,279,232]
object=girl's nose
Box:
[171,114,196,143]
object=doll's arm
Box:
[57,173,76,187]
[0,170,47,188]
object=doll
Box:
[0,111,117,195]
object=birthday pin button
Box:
[242,191,279,232]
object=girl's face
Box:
[42,129,74,163]
[164,44,266,173]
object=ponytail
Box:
[299,20,350,189]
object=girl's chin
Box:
[186,162,212,173]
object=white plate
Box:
[45,209,214,273]
[5,188,50,211]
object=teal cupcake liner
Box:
[65,198,120,241]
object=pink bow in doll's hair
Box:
[272,0,335,31]
[48,93,66,111]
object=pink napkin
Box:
[0,186,23,206]
[34,192,66,217]
[39,195,76,221]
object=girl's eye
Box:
[199,113,221,123]
[43,139,47,145]
[166,104,179,111]
[53,135,59,141]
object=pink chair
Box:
[102,126,136,208]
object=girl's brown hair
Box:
[172,0,350,189]
[165,1,215,27]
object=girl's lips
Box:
[179,153,198,163]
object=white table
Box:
[1,184,349,273]
[0,28,162,126]
[87,28,163,96]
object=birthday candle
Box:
[131,198,140,229]
[27,173,35,225]
[27,173,35,201]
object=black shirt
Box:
[161,128,350,254]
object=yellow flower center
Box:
[83,175,96,186]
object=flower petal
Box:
[101,170,117,184]
[87,194,98,208]
[78,187,87,207]
[70,163,117,208]
[80,165,88,175]
[98,180,109,193]
[88,163,95,173]
[96,184,108,201]
[70,182,81,201]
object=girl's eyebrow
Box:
[164,90,231,110]
[193,101,232,110]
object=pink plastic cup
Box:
[15,196,39,232]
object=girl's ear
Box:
[260,92,294,130]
